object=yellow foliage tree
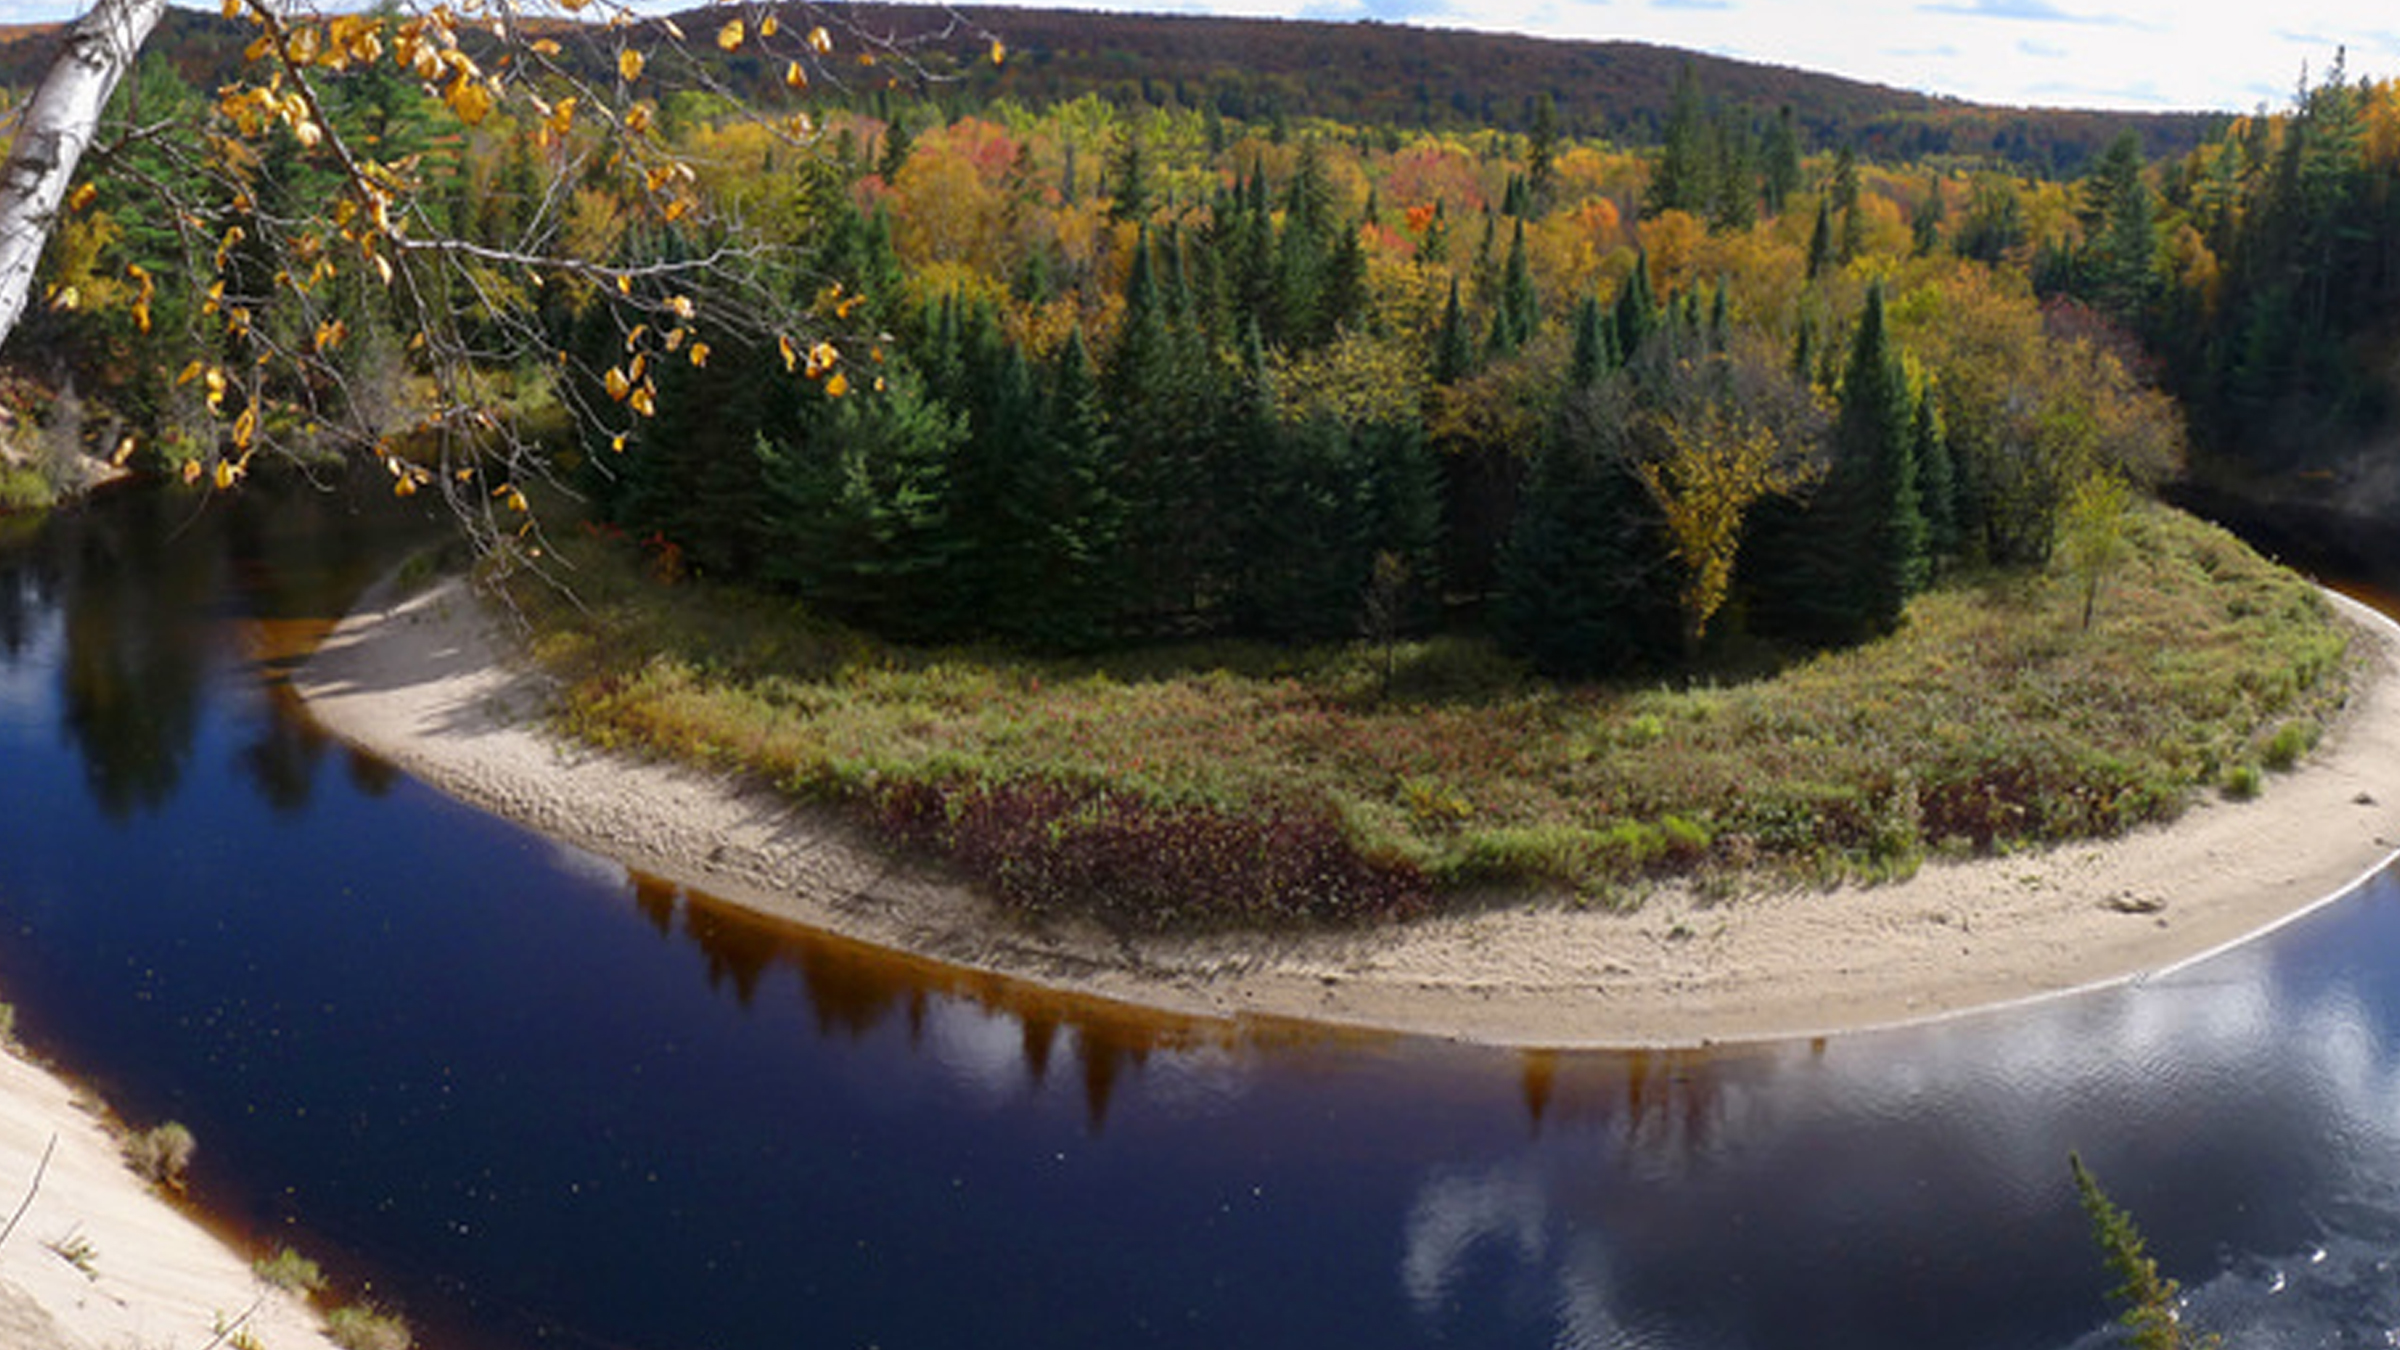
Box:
[1638,401,1796,649]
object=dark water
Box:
[4,484,2400,1350]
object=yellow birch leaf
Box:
[213,459,238,490]
[531,38,561,56]
[110,436,135,466]
[618,48,644,82]
[625,103,653,133]
[624,323,648,349]
[824,371,849,397]
[547,97,576,136]
[666,294,694,320]
[232,406,257,449]
[629,385,655,416]
[628,352,647,383]
[604,367,631,401]
[615,274,632,295]
[446,75,493,125]
[373,253,394,286]
[717,19,743,50]
[66,182,96,213]
[779,334,798,371]
[807,25,832,53]
[688,342,710,367]
[182,459,204,485]
[783,61,808,89]
[990,39,1005,65]
[220,0,240,16]
[610,434,626,453]
[759,15,778,37]
[177,361,203,386]
[394,474,417,497]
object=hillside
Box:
[0,3,2216,173]
[825,3,2220,170]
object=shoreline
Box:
[0,1037,337,1350]
[294,575,2400,1050]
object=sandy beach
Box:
[0,1041,337,1350]
[293,575,2400,1050]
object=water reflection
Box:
[621,866,1352,1133]
[1386,885,2400,1350]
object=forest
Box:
[1,4,2385,917]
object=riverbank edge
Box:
[0,1034,338,1350]
[292,573,2400,1051]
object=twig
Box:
[0,1134,56,1251]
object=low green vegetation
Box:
[122,1120,195,1187]
[254,1245,328,1295]
[513,500,2347,930]
[2072,1152,2221,1350]
[325,1304,412,1350]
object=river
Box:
[2,481,2398,1350]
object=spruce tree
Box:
[1828,283,1928,635]
[1614,250,1657,362]
[1433,277,1475,384]
[1494,383,1678,676]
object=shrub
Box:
[124,1121,195,1187]
[254,1246,327,1294]
[2221,763,2263,800]
[326,1305,412,1350]
[2261,719,2318,772]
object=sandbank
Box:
[293,576,2400,1050]
[0,1041,336,1350]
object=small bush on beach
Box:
[124,1121,195,1187]
[254,1246,328,1294]
[2261,719,2320,772]
[326,1305,413,1350]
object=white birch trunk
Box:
[0,0,165,354]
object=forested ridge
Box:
[0,4,2374,919]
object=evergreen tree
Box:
[757,366,970,640]
[1569,293,1615,386]
[1807,196,1835,280]
[1495,382,1678,676]
[1526,93,1560,205]
[1107,123,1150,224]
[1827,283,1927,635]
[1614,249,1658,361]
[1647,61,1710,218]
[1912,381,1958,564]
[1761,106,1802,217]
[1433,276,1475,384]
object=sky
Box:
[966,0,2400,112]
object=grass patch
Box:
[507,504,2351,927]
